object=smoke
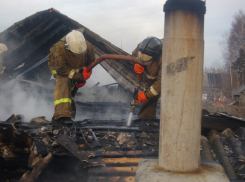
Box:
[0,79,54,122]
[0,78,135,122]
[0,75,141,122]
[76,84,132,102]
[74,84,134,120]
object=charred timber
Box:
[2,115,245,134]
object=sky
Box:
[1,0,245,86]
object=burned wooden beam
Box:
[81,129,101,148]
[5,114,22,123]
[79,126,141,132]
[93,150,156,158]
[87,176,135,182]
[201,115,245,131]
[0,145,15,159]
[88,166,137,176]
[20,153,53,182]
[3,113,245,135]
[0,123,32,148]
[101,158,142,167]
[55,134,89,163]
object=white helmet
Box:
[65,30,87,55]
[0,43,8,54]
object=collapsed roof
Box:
[2,111,245,181]
[1,7,233,94]
[0,8,137,93]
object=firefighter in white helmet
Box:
[0,43,8,77]
[48,29,95,134]
[0,43,8,54]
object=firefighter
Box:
[48,29,95,126]
[132,37,162,119]
[0,43,8,82]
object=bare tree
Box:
[233,49,245,84]
[204,60,227,73]
[221,10,245,86]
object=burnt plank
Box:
[201,116,245,131]
[101,158,142,167]
[87,176,135,182]
[94,150,145,158]
[79,126,140,132]
[102,158,142,164]
[88,166,137,176]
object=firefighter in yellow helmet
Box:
[0,43,8,81]
[132,37,162,119]
[48,29,95,127]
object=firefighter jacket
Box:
[48,38,95,79]
[132,44,162,99]
[48,38,95,120]
[131,43,162,119]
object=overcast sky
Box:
[1,0,245,86]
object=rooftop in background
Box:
[233,85,245,96]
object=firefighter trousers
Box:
[137,94,160,119]
[53,75,76,120]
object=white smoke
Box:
[74,83,133,120]
[0,79,53,122]
[0,78,135,122]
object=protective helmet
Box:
[65,30,87,55]
[0,43,8,54]
[138,37,162,65]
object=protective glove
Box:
[76,81,86,88]
[136,91,148,103]
[134,64,144,74]
[83,67,92,81]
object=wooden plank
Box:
[88,176,135,182]
[201,115,245,131]
[94,150,144,158]
[88,166,137,176]
[102,158,142,164]
[80,126,140,132]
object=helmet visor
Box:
[138,51,153,65]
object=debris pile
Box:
[0,114,160,181]
[1,112,245,181]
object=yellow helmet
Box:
[65,30,87,55]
